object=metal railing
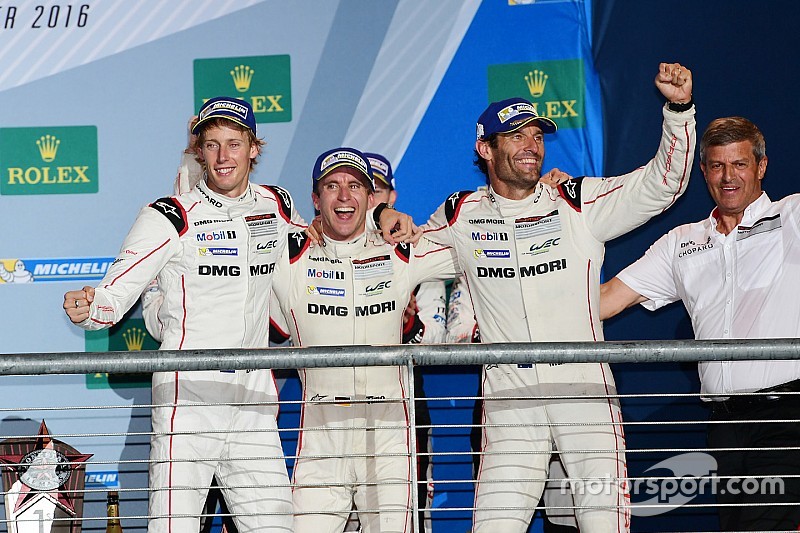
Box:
[1,338,799,532]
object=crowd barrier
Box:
[1,339,799,532]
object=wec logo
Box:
[367,281,391,293]
[525,237,560,255]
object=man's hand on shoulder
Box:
[305,216,323,245]
[540,168,573,188]
[376,204,422,245]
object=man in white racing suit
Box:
[130,122,413,532]
[368,151,446,533]
[63,97,304,532]
[270,147,458,533]
[423,62,695,532]
[446,273,579,532]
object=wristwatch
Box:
[372,202,395,228]
[666,99,694,113]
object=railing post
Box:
[406,355,420,532]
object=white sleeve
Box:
[80,207,181,331]
[580,106,696,242]
[413,281,448,344]
[174,152,204,195]
[269,291,293,346]
[445,274,479,344]
[616,230,681,311]
[408,236,461,288]
[421,195,459,248]
[140,278,164,342]
[138,151,200,340]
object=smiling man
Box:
[270,147,459,533]
[63,97,306,532]
[600,117,800,531]
[423,62,695,533]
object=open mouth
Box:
[516,156,539,168]
[334,206,356,219]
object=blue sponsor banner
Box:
[84,470,120,489]
[0,257,114,284]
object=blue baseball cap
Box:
[192,97,257,135]
[364,152,395,190]
[476,97,557,140]
[312,148,374,190]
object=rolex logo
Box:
[230,64,255,93]
[122,327,146,351]
[36,135,60,162]
[524,69,548,98]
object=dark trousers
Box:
[708,393,800,531]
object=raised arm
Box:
[579,62,695,242]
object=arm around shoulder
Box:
[599,277,647,321]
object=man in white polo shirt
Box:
[601,116,800,531]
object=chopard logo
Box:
[678,236,713,258]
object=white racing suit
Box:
[424,104,695,533]
[271,231,458,533]
[81,179,305,532]
[400,281,446,533]
[446,275,579,531]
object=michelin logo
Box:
[85,470,120,489]
[307,285,346,297]
[1,257,113,284]
[474,249,511,259]
[199,247,238,257]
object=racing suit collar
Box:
[197,178,256,218]
[488,183,545,217]
[321,230,368,259]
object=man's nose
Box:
[523,136,539,153]
[722,164,736,181]
[217,146,230,162]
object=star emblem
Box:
[155,200,179,218]
[0,421,93,520]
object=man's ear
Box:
[758,155,768,181]
[312,192,320,213]
[475,139,493,161]
[367,192,376,209]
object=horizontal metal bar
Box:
[2,338,800,375]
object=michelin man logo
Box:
[0,259,34,283]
